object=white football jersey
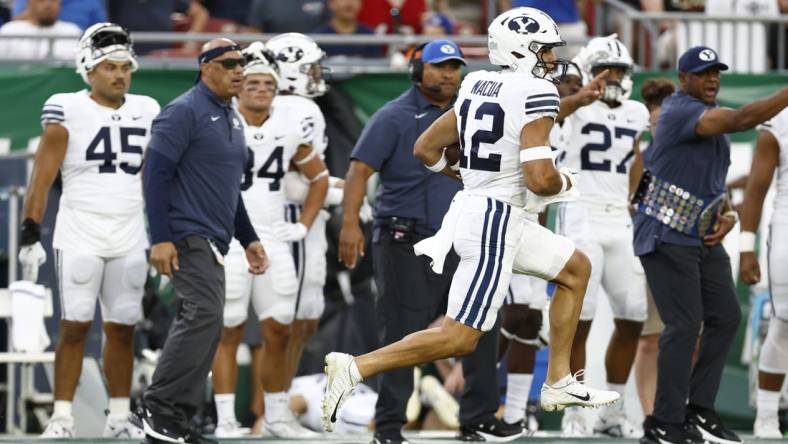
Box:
[240,105,309,236]
[761,108,788,224]
[41,90,159,256]
[273,95,327,156]
[455,70,560,207]
[561,99,649,207]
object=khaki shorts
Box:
[641,286,665,336]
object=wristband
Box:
[20,218,40,246]
[739,231,756,253]
[426,152,447,173]
[520,146,553,163]
[310,169,329,182]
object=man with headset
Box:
[338,39,521,443]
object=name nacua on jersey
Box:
[240,108,310,235]
[41,90,160,214]
[560,100,649,205]
[455,70,559,207]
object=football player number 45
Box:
[85,126,146,174]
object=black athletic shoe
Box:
[686,404,742,444]
[138,406,217,444]
[370,431,411,444]
[457,418,523,442]
[640,415,704,444]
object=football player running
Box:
[18,23,159,438]
[739,107,788,439]
[555,35,650,438]
[209,42,329,438]
[320,7,620,433]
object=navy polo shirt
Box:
[633,91,731,255]
[146,81,248,253]
[351,86,462,237]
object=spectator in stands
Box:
[314,0,384,58]
[247,0,328,33]
[199,0,251,26]
[0,0,80,60]
[12,0,105,30]
[498,0,587,57]
[422,12,453,36]
[108,0,208,55]
[358,0,426,34]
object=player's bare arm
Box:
[739,129,780,284]
[695,87,788,137]
[629,139,644,198]
[292,144,329,229]
[339,160,375,269]
[414,109,461,179]
[24,124,69,222]
[520,117,568,196]
[556,69,608,123]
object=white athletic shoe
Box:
[263,417,321,438]
[540,373,620,411]
[406,367,422,423]
[215,419,251,438]
[321,352,361,432]
[593,410,641,438]
[41,415,74,438]
[103,414,144,438]
[560,409,588,437]
[420,374,459,429]
[754,416,783,439]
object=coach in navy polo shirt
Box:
[634,46,787,444]
[338,39,519,443]
[140,38,268,444]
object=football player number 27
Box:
[240,146,285,191]
[458,99,503,172]
[85,126,146,174]
[579,123,636,174]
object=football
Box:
[444,143,461,168]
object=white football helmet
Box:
[265,33,328,98]
[487,7,567,82]
[242,41,280,84]
[75,23,138,85]
[575,34,634,102]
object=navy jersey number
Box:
[458,99,503,172]
[85,126,146,174]
[240,146,285,191]
[579,123,637,174]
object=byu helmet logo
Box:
[277,46,304,63]
[508,16,540,34]
[699,49,716,61]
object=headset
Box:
[408,42,428,84]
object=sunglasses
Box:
[210,57,246,69]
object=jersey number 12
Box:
[458,99,503,172]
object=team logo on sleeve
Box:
[507,16,540,34]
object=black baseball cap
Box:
[678,46,729,73]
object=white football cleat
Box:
[215,419,251,438]
[321,352,361,432]
[263,418,321,438]
[41,415,74,438]
[753,416,783,439]
[560,409,588,437]
[593,410,641,438]
[540,373,620,411]
[103,413,144,438]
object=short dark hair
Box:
[640,77,676,111]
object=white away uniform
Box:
[557,99,649,322]
[422,70,575,332]
[506,211,549,309]
[762,109,788,323]
[224,106,308,326]
[42,90,159,324]
[275,94,328,320]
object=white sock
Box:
[350,359,363,383]
[264,391,289,422]
[214,393,236,425]
[549,373,573,388]
[53,400,72,419]
[601,383,626,415]
[504,373,533,424]
[756,389,780,419]
[108,397,130,417]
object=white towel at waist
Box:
[9,280,51,353]
[414,190,467,274]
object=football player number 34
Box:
[458,99,503,172]
[240,146,285,191]
[85,126,146,174]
